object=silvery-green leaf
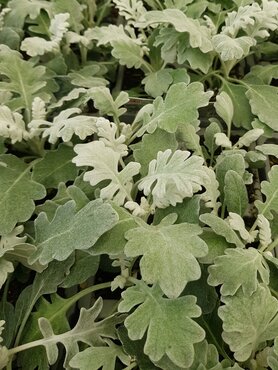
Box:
[214,133,232,148]
[224,171,248,216]
[255,166,278,220]
[208,248,269,296]
[213,34,255,61]
[118,282,205,367]
[204,121,221,155]
[227,212,257,243]
[201,167,221,214]
[214,92,234,132]
[124,218,207,298]
[236,128,264,148]
[258,214,272,248]
[0,105,29,144]
[142,69,173,98]
[219,285,278,361]
[256,144,278,158]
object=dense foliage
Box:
[0,0,278,369]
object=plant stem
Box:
[266,237,278,253]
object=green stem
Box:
[96,0,112,26]
[270,287,278,299]
[266,237,278,253]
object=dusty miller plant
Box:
[0,0,278,369]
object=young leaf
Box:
[136,82,212,135]
[219,285,278,361]
[0,106,29,143]
[228,213,257,243]
[118,282,205,368]
[236,128,264,148]
[0,155,46,235]
[133,128,178,176]
[214,133,232,148]
[142,69,173,98]
[257,214,272,248]
[28,108,97,144]
[73,141,141,206]
[214,92,234,133]
[255,165,278,220]
[204,121,221,155]
[201,167,221,214]
[32,144,78,189]
[199,213,245,248]
[246,85,278,131]
[96,118,128,157]
[208,248,269,296]
[256,144,278,158]
[38,298,124,367]
[29,199,118,265]
[124,218,208,298]
[224,170,248,216]
[69,341,130,370]
[138,149,206,208]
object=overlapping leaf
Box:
[124,216,208,298]
[118,282,205,368]
[29,199,118,265]
[73,141,140,205]
[208,248,269,296]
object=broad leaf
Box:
[256,144,278,158]
[212,34,255,61]
[0,155,46,235]
[73,141,140,206]
[246,85,278,131]
[136,82,212,135]
[255,165,278,220]
[208,248,269,296]
[32,144,78,189]
[124,218,208,298]
[219,285,278,361]
[118,282,205,367]
[138,149,206,208]
[142,69,173,98]
[29,199,118,265]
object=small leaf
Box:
[124,219,207,298]
[228,212,257,243]
[224,170,248,216]
[258,214,272,248]
[118,282,205,367]
[208,248,269,296]
[29,199,118,265]
[0,105,29,143]
[219,285,278,361]
[204,121,221,155]
[214,133,232,148]
[236,128,264,148]
[214,92,234,131]
[142,69,173,98]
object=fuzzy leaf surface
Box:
[29,199,118,265]
[208,248,269,296]
[255,165,278,220]
[138,149,206,208]
[124,218,208,298]
[118,282,205,367]
[224,170,248,216]
[219,285,278,361]
[73,141,140,205]
[0,155,46,235]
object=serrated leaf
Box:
[224,170,248,216]
[214,92,234,132]
[141,9,213,53]
[29,199,118,265]
[118,282,205,367]
[199,213,245,248]
[138,149,206,208]
[69,342,130,370]
[0,155,46,235]
[258,214,272,248]
[32,144,78,188]
[212,34,255,61]
[73,141,140,206]
[52,0,84,33]
[133,128,178,176]
[96,118,128,157]
[228,212,257,243]
[208,248,269,296]
[255,166,278,220]
[28,108,97,144]
[88,87,129,118]
[0,105,29,144]
[246,85,278,131]
[38,297,124,367]
[136,82,212,136]
[219,285,278,361]
[124,218,207,298]
[111,39,145,69]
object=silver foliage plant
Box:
[0,0,278,369]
